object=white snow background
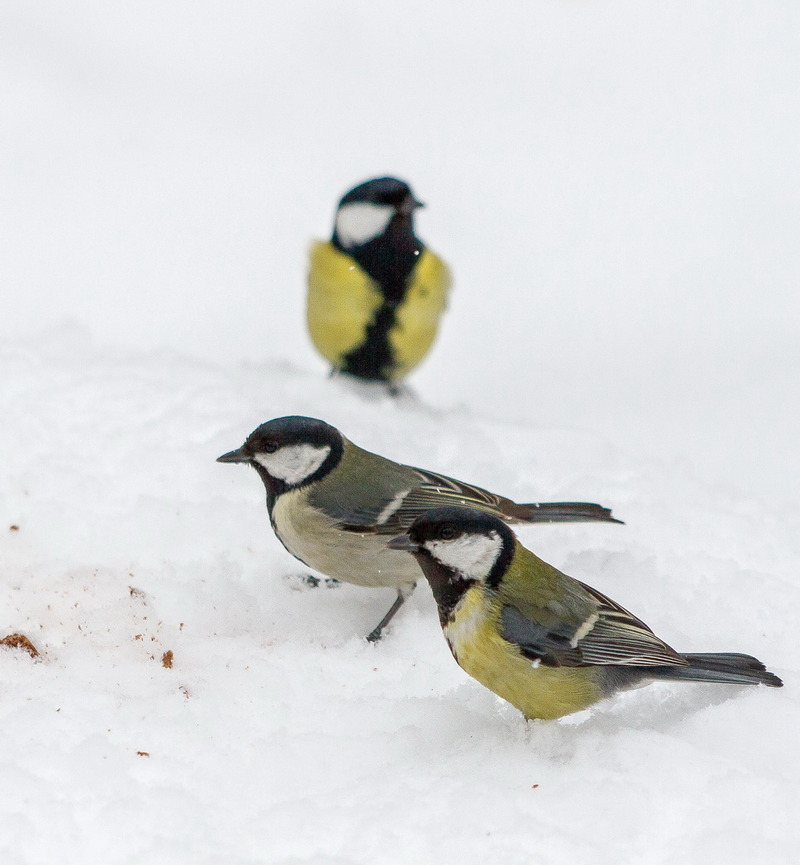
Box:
[2,2,799,863]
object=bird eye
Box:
[263,441,278,453]
[438,526,457,541]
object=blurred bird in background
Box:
[307,177,451,387]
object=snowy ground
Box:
[2,3,799,864]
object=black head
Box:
[338,177,422,211]
[332,177,424,252]
[388,507,515,618]
[217,415,344,497]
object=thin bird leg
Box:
[366,589,411,642]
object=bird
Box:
[306,176,451,386]
[217,416,622,642]
[387,507,782,720]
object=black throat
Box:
[252,462,283,515]
[413,555,476,627]
[333,216,423,381]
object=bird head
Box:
[217,415,343,493]
[333,176,423,249]
[388,507,515,605]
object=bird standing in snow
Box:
[217,416,621,642]
[388,507,782,720]
[306,177,451,386]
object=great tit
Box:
[306,177,451,385]
[217,416,622,641]
[388,507,782,720]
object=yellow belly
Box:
[306,241,450,380]
[444,589,604,720]
[387,250,450,375]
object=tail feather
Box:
[653,652,783,688]
[512,501,624,525]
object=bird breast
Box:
[271,489,421,591]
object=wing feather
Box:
[502,581,686,668]
[340,466,519,534]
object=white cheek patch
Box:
[253,444,331,486]
[335,202,394,248]
[425,532,503,580]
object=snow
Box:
[2,2,798,863]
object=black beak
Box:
[398,196,424,216]
[216,447,250,464]
[387,533,418,552]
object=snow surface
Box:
[2,2,799,863]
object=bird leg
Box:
[366,588,413,642]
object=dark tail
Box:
[652,652,783,687]
[512,501,624,525]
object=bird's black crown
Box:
[407,507,515,548]
[338,177,415,209]
[242,415,342,456]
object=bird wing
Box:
[337,466,520,535]
[501,582,686,668]
[381,467,621,526]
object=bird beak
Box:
[398,196,424,216]
[216,447,250,464]
[387,533,418,552]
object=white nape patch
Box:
[335,202,394,248]
[376,490,410,525]
[425,531,503,580]
[253,444,331,486]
